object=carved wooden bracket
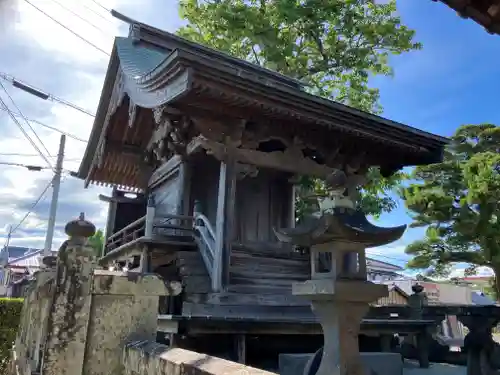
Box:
[190,136,335,178]
[149,106,194,164]
[235,163,259,180]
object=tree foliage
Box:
[402,124,500,298]
[0,298,23,374]
[177,0,420,217]
[88,229,104,258]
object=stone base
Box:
[279,352,403,375]
[292,279,388,303]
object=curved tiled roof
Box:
[78,21,448,190]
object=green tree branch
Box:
[177,0,420,219]
[402,124,500,298]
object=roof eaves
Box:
[115,10,305,90]
[77,42,120,182]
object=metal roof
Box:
[5,249,58,274]
[0,246,41,266]
[78,34,448,190]
[471,291,496,305]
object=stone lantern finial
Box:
[65,212,96,239]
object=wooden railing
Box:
[104,214,194,254]
[105,216,146,254]
[192,213,216,281]
[155,214,194,236]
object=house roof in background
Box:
[0,246,41,266]
[461,276,493,281]
[4,249,58,274]
[366,257,404,272]
[3,246,40,260]
[471,291,496,305]
[387,284,410,298]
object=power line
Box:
[0,106,87,142]
[48,0,111,36]
[0,161,49,170]
[0,152,81,161]
[10,179,53,234]
[89,0,111,13]
[0,72,96,117]
[0,81,52,161]
[367,251,409,263]
[80,1,114,25]
[0,83,53,168]
[23,0,110,57]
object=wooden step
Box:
[231,243,308,261]
[230,267,309,281]
[186,292,310,306]
[230,252,308,268]
[230,275,296,288]
[226,284,292,295]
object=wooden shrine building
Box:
[78,17,448,365]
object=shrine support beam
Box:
[187,136,335,179]
[213,159,237,292]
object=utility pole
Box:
[4,225,11,250]
[2,225,12,265]
[43,134,65,257]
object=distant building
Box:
[366,257,405,282]
[457,275,493,290]
[0,246,56,297]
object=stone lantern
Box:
[274,171,407,375]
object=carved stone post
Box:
[41,213,97,375]
[11,213,181,375]
[407,284,431,368]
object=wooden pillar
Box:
[235,334,247,364]
[145,194,155,238]
[214,160,236,292]
[416,330,430,368]
[104,188,118,249]
[380,334,392,352]
[181,162,192,216]
[289,184,296,227]
[139,246,151,273]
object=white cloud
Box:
[0,0,185,251]
[0,0,125,250]
[14,0,117,64]
[0,0,457,260]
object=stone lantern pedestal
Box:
[274,207,407,375]
[294,279,388,375]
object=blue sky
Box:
[365,0,500,273]
[0,0,497,277]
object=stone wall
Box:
[123,341,275,375]
[11,214,272,375]
[11,214,183,375]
